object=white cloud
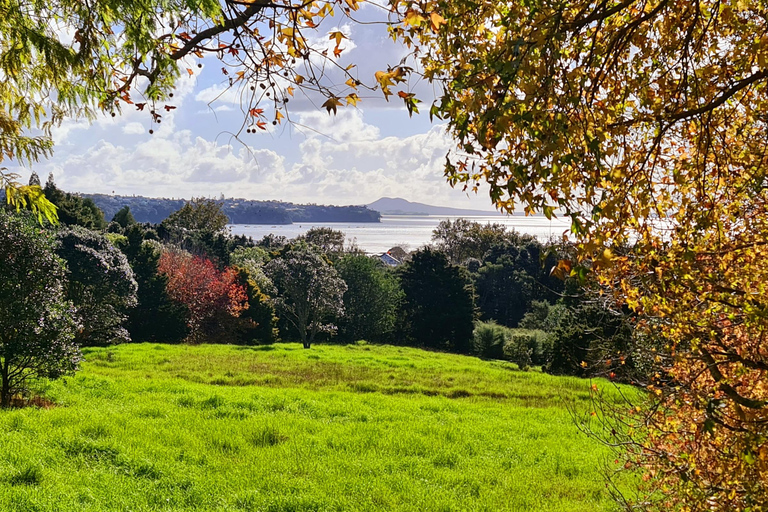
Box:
[123,122,145,135]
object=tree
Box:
[264,246,346,348]
[431,219,510,264]
[232,267,279,345]
[114,226,189,344]
[56,227,138,346]
[298,227,347,257]
[0,211,79,407]
[336,254,402,343]
[158,248,248,342]
[112,206,136,228]
[43,175,107,230]
[162,198,229,234]
[392,0,768,508]
[398,248,475,354]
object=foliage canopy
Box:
[0,211,80,407]
[392,0,768,508]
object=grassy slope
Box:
[0,343,626,512]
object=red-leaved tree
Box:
[158,248,248,342]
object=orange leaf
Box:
[430,12,446,31]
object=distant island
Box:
[366,197,505,216]
[85,194,381,225]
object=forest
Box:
[83,193,381,225]
[4,175,634,378]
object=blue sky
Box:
[13,5,497,211]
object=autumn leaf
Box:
[321,96,343,115]
[404,9,426,27]
[329,31,347,46]
[346,93,360,106]
[430,12,446,32]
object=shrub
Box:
[0,211,80,406]
[472,320,506,360]
[56,227,138,346]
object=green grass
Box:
[0,343,629,511]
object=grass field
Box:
[0,343,629,511]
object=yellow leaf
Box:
[404,10,426,27]
[287,86,295,97]
[329,31,346,47]
[346,93,360,107]
[345,78,358,89]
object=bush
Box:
[56,227,138,346]
[472,321,506,360]
[0,211,80,406]
[504,334,533,371]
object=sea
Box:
[229,215,572,255]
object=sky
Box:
[11,4,499,212]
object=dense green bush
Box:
[232,267,279,345]
[472,320,506,360]
[542,304,634,378]
[0,211,80,406]
[56,227,138,346]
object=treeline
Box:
[83,192,381,225]
[0,176,644,405]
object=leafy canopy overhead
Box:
[0,0,417,218]
[390,0,768,509]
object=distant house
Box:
[380,252,402,267]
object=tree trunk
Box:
[1,361,10,408]
[303,342,311,349]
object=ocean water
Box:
[229,215,571,255]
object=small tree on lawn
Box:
[57,227,138,346]
[265,246,346,349]
[0,211,80,407]
[158,248,248,342]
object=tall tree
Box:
[0,211,79,407]
[392,0,768,508]
[337,254,402,343]
[112,206,136,228]
[265,246,346,348]
[398,248,475,354]
[43,175,107,229]
[162,198,229,234]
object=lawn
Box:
[0,343,631,511]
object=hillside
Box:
[367,197,504,216]
[85,194,381,225]
[0,343,632,511]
